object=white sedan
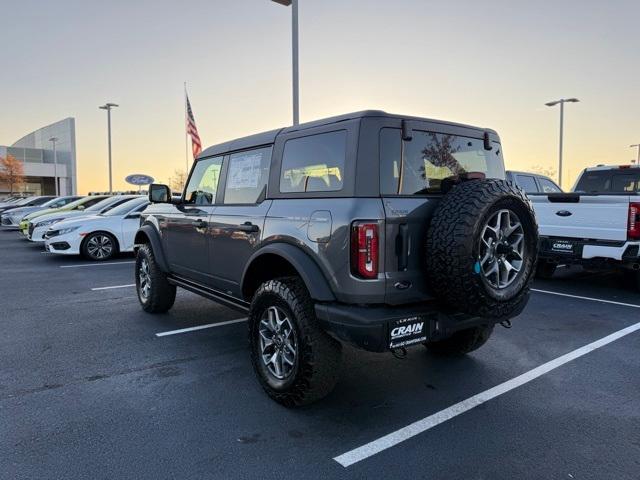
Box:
[29,195,141,242]
[44,197,150,261]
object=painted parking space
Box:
[1,232,639,479]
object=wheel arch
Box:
[134,224,170,272]
[241,244,335,302]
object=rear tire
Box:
[249,277,342,407]
[425,325,494,356]
[536,260,557,279]
[135,243,176,313]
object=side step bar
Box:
[168,276,250,313]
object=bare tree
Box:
[530,165,557,179]
[168,169,187,193]
[0,155,25,194]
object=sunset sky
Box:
[2,0,639,192]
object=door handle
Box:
[192,219,208,228]
[236,222,259,233]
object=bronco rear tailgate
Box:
[530,193,632,241]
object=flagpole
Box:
[184,82,189,174]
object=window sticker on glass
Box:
[227,153,263,190]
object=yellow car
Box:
[19,195,110,236]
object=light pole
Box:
[545,98,579,187]
[630,144,640,164]
[48,137,59,196]
[99,102,119,193]
[271,0,299,126]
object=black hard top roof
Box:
[198,110,497,158]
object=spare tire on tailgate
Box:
[425,179,538,318]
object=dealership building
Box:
[0,118,77,196]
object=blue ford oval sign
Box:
[125,174,155,186]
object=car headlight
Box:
[56,226,79,235]
[36,218,62,228]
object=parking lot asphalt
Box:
[1,231,639,479]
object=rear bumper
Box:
[538,236,640,268]
[314,302,500,353]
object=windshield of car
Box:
[380,129,505,195]
[41,196,76,209]
[101,197,148,216]
[574,170,640,193]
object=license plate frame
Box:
[389,316,428,349]
[544,238,582,256]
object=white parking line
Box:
[155,318,248,337]
[91,284,135,291]
[334,320,640,467]
[60,261,135,269]
[532,288,640,309]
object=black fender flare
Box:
[135,224,170,273]
[242,243,336,302]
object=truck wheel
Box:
[135,243,176,313]
[425,325,494,356]
[536,260,557,279]
[426,179,538,318]
[249,277,342,407]
[81,232,118,261]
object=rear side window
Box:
[280,131,346,193]
[380,128,504,195]
[223,147,271,204]
[515,175,539,193]
[184,156,223,205]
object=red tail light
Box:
[351,222,379,279]
[629,203,640,240]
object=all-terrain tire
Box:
[536,260,557,279]
[135,243,176,313]
[425,325,494,356]
[425,179,538,318]
[249,277,342,407]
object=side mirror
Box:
[149,184,171,203]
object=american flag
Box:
[186,93,202,158]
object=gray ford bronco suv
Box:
[135,111,538,406]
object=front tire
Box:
[249,277,342,407]
[81,232,118,261]
[425,325,494,356]
[135,243,176,313]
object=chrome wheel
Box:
[87,234,113,259]
[478,209,525,289]
[259,306,297,380]
[138,258,151,301]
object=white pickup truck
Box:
[529,165,640,290]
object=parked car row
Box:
[1,194,149,261]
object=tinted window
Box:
[380,129,504,194]
[280,131,346,193]
[223,147,271,204]
[574,172,610,192]
[81,196,108,209]
[610,173,639,192]
[515,175,539,193]
[184,156,223,205]
[538,178,562,193]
